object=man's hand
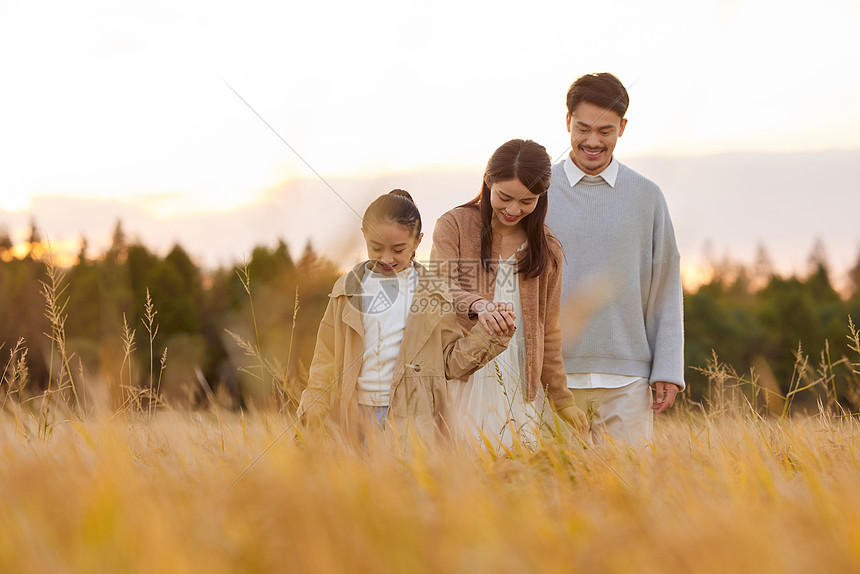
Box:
[557,404,589,436]
[651,381,680,413]
[471,299,516,336]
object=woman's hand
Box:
[557,404,589,436]
[471,299,516,336]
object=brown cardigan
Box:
[429,206,575,410]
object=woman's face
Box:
[362,220,423,276]
[487,177,540,229]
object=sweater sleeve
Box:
[430,212,484,319]
[541,240,576,410]
[646,194,686,390]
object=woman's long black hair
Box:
[459,139,556,279]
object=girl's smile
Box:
[362,220,423,276]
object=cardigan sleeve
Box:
[430,211,484,319]
[439,307,512,382]
[540,239,576,410]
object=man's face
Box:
[566,101,627,175]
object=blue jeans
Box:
[359,405,389,427]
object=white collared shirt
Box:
[356,262,418,406]
[562,153,619,188]
[566,372,642,390]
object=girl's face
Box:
[487,177,540,229]
[362,220,423,276]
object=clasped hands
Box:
[470,299,516,336]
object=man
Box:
[544,73,685,446]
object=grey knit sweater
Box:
[545,160,686,389]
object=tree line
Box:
[0,221,340,411]
[1,221,859,414]
[685,241,860,412]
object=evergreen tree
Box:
[148,244,203,335]
[0,256,49,387]
[803,240,846,343]
[751,243,774,291]
[848,247,860,325]
[66,238,102,340]
[97,222,134,342]
[0,225,13,261]
[248,239,295,286]
[848,246,860,301]
[684,270,765,398]
[25,219,42,260]
[106,220,128,264]
[126,243,160,312]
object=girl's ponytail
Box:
[362,189,422,237]
[387,188,415,205]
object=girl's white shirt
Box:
[356,262,418,407]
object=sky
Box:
[1,0,859,280]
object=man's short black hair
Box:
[566,73,629,118]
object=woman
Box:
[430,139,587,449]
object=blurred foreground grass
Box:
[2,410,860,573]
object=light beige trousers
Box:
[569,378,653,447]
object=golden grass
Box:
[2,410,860,573]
[4,252,858,572]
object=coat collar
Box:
[328,261,453,340]
[329,261,452,300]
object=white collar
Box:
[364,260,416,281]
[562,153,619,188]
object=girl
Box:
[430,139,588,448]
[298,189,513,441]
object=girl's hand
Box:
[471,299,516,335]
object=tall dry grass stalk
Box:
[226,274,302,413]
[690,332,860,422]
[1,338,28,403]
[234,260,268,402]
[282,286,301,407]
[40,253,83,417]
[141,288,159,418]
[113,293,168,418]
[117,313,138,412]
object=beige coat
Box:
[430,206,575,411]
[298,261,512,439]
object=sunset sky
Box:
[2,0,859,280]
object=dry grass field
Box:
[2,265,860,573]
[2,405,860,573]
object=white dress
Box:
[449,249,543,451]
